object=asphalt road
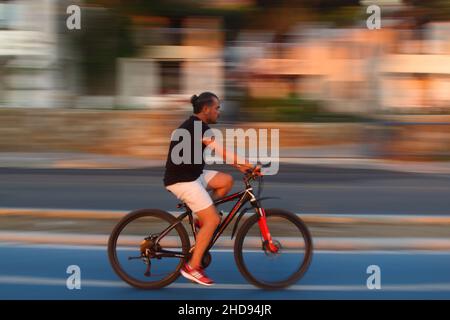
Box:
[0,164,449,215]
[1,243,450,300]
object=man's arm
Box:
[202,137,256,173]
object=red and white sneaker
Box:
[180,263,214,286]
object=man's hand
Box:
[236,163,262,176]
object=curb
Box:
[281,158,450,175]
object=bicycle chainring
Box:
[201,251,212,269]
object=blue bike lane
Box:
[1,243,450,300]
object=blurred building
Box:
[116,16,224,109]
[0,0,449,114]
[237,8,450,114]
[0,0,60,108]
[380,21,450,111]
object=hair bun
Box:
[190,95,199,104]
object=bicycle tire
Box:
[108,209,190,289]
[234,208,313,289]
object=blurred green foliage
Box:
[404,0,450,21]
[70,7,136,95]
[240,95,369,122]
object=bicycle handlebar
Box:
[243,161,271,180]
[243,161,271,200]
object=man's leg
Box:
[205,172,234,200]
[189,205,221,269]
[186,172,233,269]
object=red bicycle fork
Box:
[257,208,279,253]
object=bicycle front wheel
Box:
[108,209,190,289]
[234,209,313,289]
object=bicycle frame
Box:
[153,177,278,259]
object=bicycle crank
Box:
[201,252,212,269]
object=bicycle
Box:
[108,164,313,289]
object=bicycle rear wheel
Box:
[234,209,313,289]
[108,209,190,289]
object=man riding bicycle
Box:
[163,92,261,286]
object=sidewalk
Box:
[0,152,161,169]
[0,149,449,174]
[1,208,450,250]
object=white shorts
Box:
[166,170,219,212]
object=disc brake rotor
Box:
[262,240,282,257]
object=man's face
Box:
[205,97,220,124]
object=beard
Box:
[209,116,218,124]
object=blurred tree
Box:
[72,6,136,95]
[403,0,450,21]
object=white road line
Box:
[1,275,450,292]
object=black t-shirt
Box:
[163,115,213,186]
